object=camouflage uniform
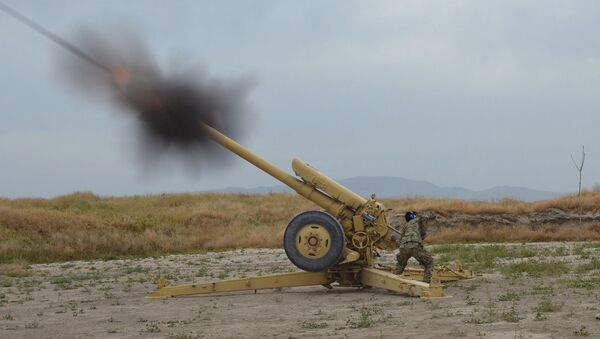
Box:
[395,217,433,283]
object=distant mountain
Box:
[215,176,563,202]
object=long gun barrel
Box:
[202,122,394,271]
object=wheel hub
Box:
[296,224,331,259]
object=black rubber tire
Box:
[283,211,345,272]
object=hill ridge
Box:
[215,176,562,202]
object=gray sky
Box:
[1,0,598,198]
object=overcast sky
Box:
[1,0,598,198]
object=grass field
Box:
[0,187,599,269]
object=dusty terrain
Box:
[0,242,599,338]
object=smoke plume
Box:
[60,28,254,173]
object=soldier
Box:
[395,211,434,283]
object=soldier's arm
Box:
[418,218,427,240]
[396,224,407,243]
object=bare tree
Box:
[570,145,586,196]
[571,145,586,225]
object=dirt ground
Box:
[0,242,599,338]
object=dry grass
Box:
[427,223,600,243]
[0,188,599,266]
[382,185,600,215]
[0,192,316,266]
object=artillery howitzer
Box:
[148,124,473,299]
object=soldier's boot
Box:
[423,264,432,284]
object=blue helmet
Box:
[404,211,417,222]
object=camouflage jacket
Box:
[396,218,427,248]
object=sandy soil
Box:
[0,243,599,338]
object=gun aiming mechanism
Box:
[148,124,474,299]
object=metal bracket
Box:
[147,271,332,299]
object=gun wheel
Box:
[284,211,345,272]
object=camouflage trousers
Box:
[395,244,433,283]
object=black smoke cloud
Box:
[60,27,254,174]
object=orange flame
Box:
[112,67,131,89]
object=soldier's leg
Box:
[395,249,411,274]
[414,247,434,283]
